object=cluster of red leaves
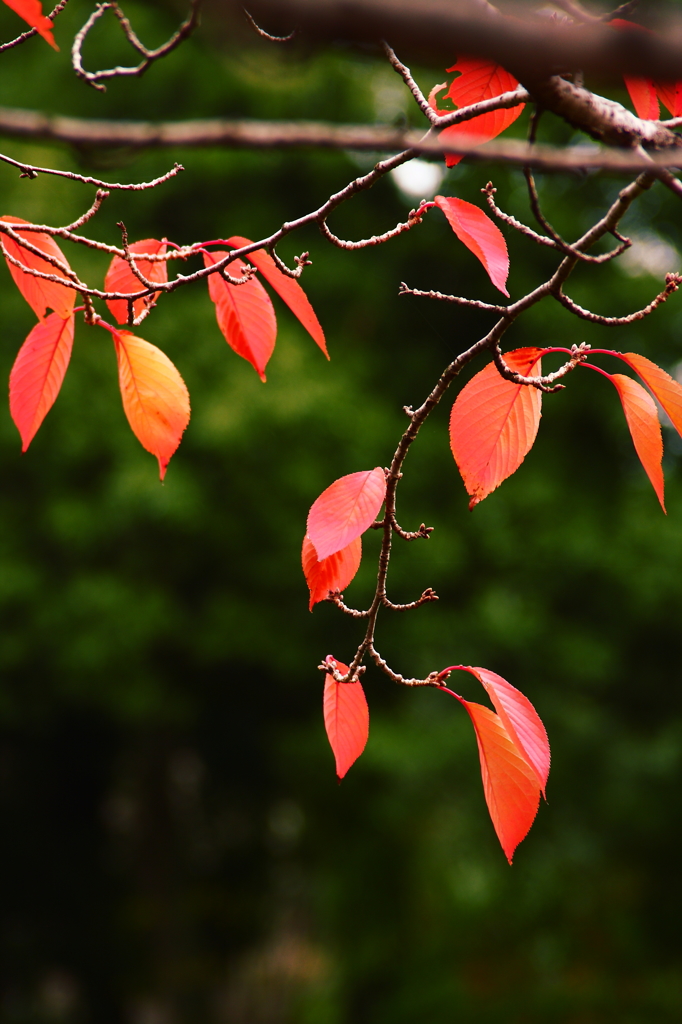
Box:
[322,656,549,864]
[1,0,57,49]
[450,346,682,512]
[2,228,326,477]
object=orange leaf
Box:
[323,656,369,780]
[9,311,74,450]
[618,351,682,438]
[302,534,362,611]
[227,236,328,358]
[608,371,665,511]
[105,239,168,325]
[447,666,550,795]
[203,250,276,381]
[307,468,386,561]
[435,196,509,296]
[623,76,659,119]
[1,0,57,49]
[1,215,74,319]
[113,330,190,480]
[439,56,524,168]
[449,348,543,508]
[459,699,541,864]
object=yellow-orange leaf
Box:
[113,331,190,480]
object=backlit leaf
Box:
[1,0,57,49]
[435,196,509,295]
[449,348,543,508]
[459,698,541,864]
[448,666,550,795]
[307,468,386,561]
[654,80,682,118]
[323,656,369,780]
[227,236,328,358]
[623,76,659,119]
[608,371,665,511]
[105,239,168,325]
[439,56,524,168]
[617,351,682,438]
[302,534,362,611]
[1,215,74,319]
[113,330,190,480]
[9,311,74,450]
[203,250,276,381]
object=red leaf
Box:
[323,656,369,780]
[105,239,168,325]
[617,351,682,439]
[447,666,550,795]
[302,534,362,611]
[458,698,541,863]
[435,196,509,295]
[655,81,682,118]
[203,250,276,381]
[227,236,328,358]
[439,56,524,168]
[1,0,58,49]
[307,468,386,561]
[9,311,74,450]
[113,330,190,480]
[449,348,543,508]
[1,215,75,319]
[607,371,665,511]
[623,76,659,119]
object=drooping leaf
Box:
[435,196,509,295]
[449,348,543,508]
[447,666,550,795]
[227,236,328,358]
[9,311,74,450]
[439,56,525,168]
[323,656,369,780]
[307,468,386,561]
[616,351,682,438]
[105,239,168,325]
[203,250,276,381]
[458,697,541,864]
[113,330,190,480]
[1,0,58,49]
[302,534,362,611]
[1,215,75,319]
[623,76,659,119]
[607,371,665,511]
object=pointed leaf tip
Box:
[450,348,543,506]
[9,312,74,451]
[323,657,369,779]
[227,237,328,358]
[113,331,190,480]
[435,196,509,296]
[307,468,386,561]
[203,250,276,379]
[302,535,362,610]
[2,0,58,48]
[608,371,665,512]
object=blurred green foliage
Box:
[0,2,681,1022]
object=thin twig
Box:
[0,0,69,54]
[553,273,682,324]
[244,8,294,42]
[399,283,509,314]
[72,0,201,91]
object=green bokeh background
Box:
[1,2,681,1022]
